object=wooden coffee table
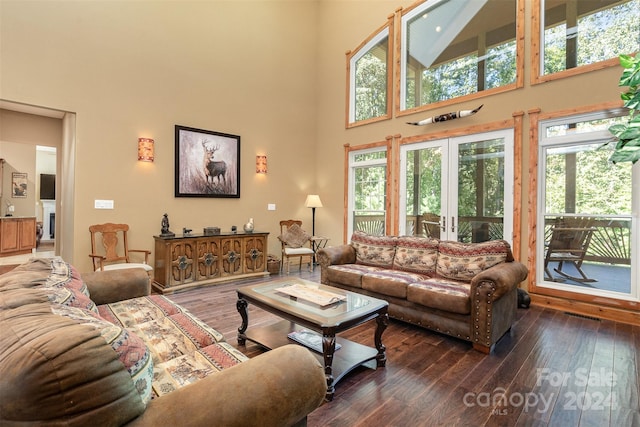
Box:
[236,277,388,401]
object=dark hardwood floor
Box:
[166,269,640,427]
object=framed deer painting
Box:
[175,125,241,198]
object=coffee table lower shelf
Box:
[239,319,379,389]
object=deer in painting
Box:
[202,141,227,185]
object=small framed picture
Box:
[12,172,27,198]
[175,125,241,198]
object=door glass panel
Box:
[457,138,505,243]
[405,146,443,237]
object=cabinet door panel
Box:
[19,219,36,250]
[169,240,196,286]
[196,238,220,280]
[221,238,242,276]
[244,235,266,273]
[0,220,19,252]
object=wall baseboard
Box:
[530,293,640,326]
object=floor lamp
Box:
[305,194,323,236]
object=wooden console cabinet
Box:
[0,217,37,257]
[153,232,268,293]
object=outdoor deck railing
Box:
[353,211,385,236]
[544,216,632,265]
[353,213,632,265]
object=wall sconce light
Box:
[138,138,155,162]
[256,155,267,174]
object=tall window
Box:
[539,0,639,79]
[537,111,638,299]
[348,148,389,237]
[400,0,519,112]
[347,18,393,128]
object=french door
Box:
[399,130,514,245]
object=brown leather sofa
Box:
[0,258,326,426]
[318,232,528,353]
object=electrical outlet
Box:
[94,199,114,209]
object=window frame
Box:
[346,16,394,129]
[528,105,640,308]
[395,0,525,118]
[344,138,393,241]
[530,0,640,85]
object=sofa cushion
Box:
[0,258,98,313]
[392,236,439,276]
[407,278,472,315]
[351,231,397,268]
[0,294,147,425]
[129,310,225,365]
[44,285,98,313]
[362,270,428,298]
[51,304,154,404]
[325,264,383,288]
[0,269,50,290]
[436,240,513,283]
[98,294,184,328]
[153,342,248,397]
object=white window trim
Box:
[348,147,388,239]
[536,110,639,301]
[348,27,390,124]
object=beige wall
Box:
[1,0,320,271]
[0,0,625,274]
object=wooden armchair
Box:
[89,223,152,275]
[278,220,314,274]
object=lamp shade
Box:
[305,194,323,208]
[138,138,154,162]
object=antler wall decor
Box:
[406,104,483,126]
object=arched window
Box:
[346,17,393,128]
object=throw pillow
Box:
[351,231,397,268]
[278,223,310,248]
[393,236,439,276]
[436,239,512,282]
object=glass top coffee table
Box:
[236,277,388,401]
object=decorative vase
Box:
[243,218,254,233]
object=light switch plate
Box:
[95,199,114,209]
[267,203,276,211]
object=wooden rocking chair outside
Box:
[89,223,153,275]
[544,226,597,283]
[421,212,441,239]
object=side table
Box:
[310,236,329,265]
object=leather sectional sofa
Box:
[318,232,528,353]
[0,258,326,426]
